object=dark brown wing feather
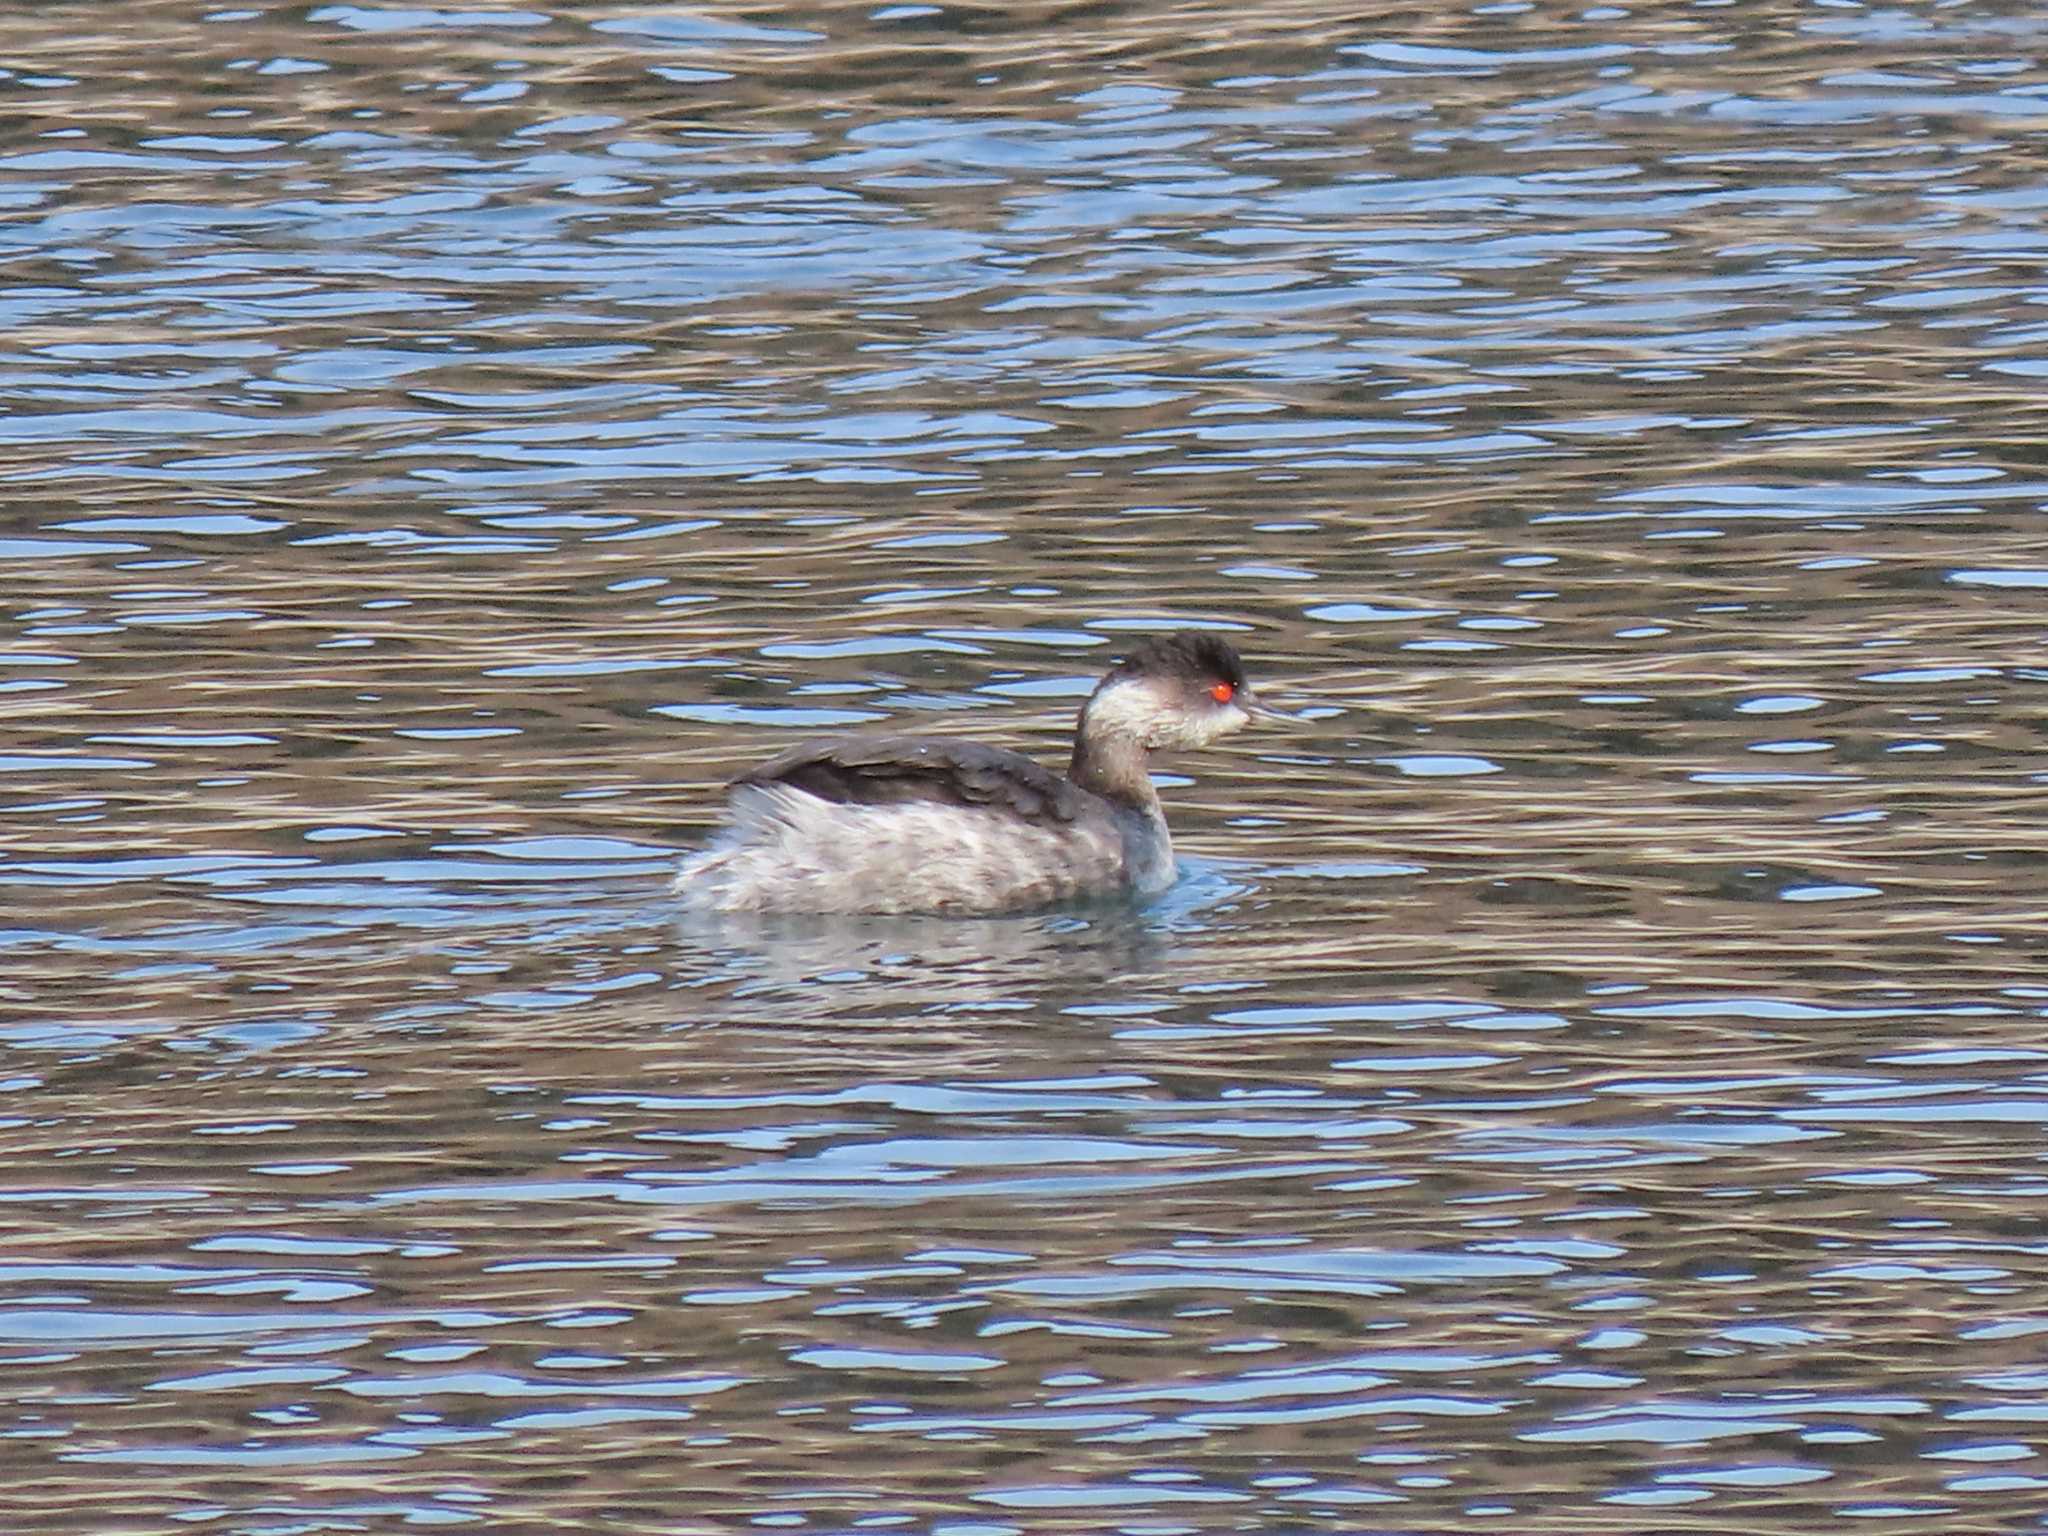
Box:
[733,735,1090,825]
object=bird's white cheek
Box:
[1089,678,1172,743]
[1160,705,1248,749]
[1201,703,1252,742]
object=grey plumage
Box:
[676,786,1153,915]
[674,629,1276,916]
[734,736,1093,825]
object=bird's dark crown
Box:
[1107,630,1248,691]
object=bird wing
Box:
[731,735,1088,826]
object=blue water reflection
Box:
[6,0,2048,1528]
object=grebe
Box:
[673,630,1289,915]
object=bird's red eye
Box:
[1210,681,1234,704]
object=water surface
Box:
[6,2,2048,1531]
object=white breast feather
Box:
[674,785,1151,914]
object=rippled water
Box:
[7,2,2048,1530]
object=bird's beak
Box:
[1240,690,1306,727]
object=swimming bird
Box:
[673,630,1289,914]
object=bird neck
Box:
[1068,717,1159,813]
